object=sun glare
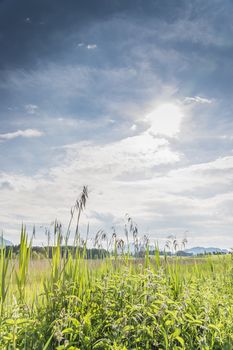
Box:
[147,103,183,137]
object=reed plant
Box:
[0,187,232,349]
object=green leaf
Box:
[176,336,185,347]
[62,327,73,334]
[42,334,53,350]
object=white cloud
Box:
[0,129,44,141]
[25,104,38,114]
[0,127,181,243]
[57,117,79,127]
[0,61,177,125]
[184,96,212,105]
[86,44,97,49]
[130,124,137,131]
[1,144,233,248]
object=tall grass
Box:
[0,236,12,315]
[0,187,232,349]
[15,226,31,302]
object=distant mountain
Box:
[184,246,229,255]
[118,242,229,256]
[0,237,13,246]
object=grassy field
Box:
[0,189,232,349]
[0,234,233,350]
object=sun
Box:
[146,103,183,137]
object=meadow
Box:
[0,188,233,350]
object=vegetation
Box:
[0,187,233,349]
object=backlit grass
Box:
[0,187,232,349]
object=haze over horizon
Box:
[0,0,233,248]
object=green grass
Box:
[0,242,233,349]
[0,188,232,349]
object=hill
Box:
[184,246,229,255]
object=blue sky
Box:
[0,0,233,247]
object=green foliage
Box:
[0,188,233,349]
[1,243,233,349]
[15,226,31,302]
[0,238,12,315]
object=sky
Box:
[0,0,233,248]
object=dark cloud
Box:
[0,0,188,70]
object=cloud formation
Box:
[0,0,233,247]
[86,44,97,50]
[0,136,232,247]
[25,104,39,114]
[0,129,44,141]
[184,96,213,105]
